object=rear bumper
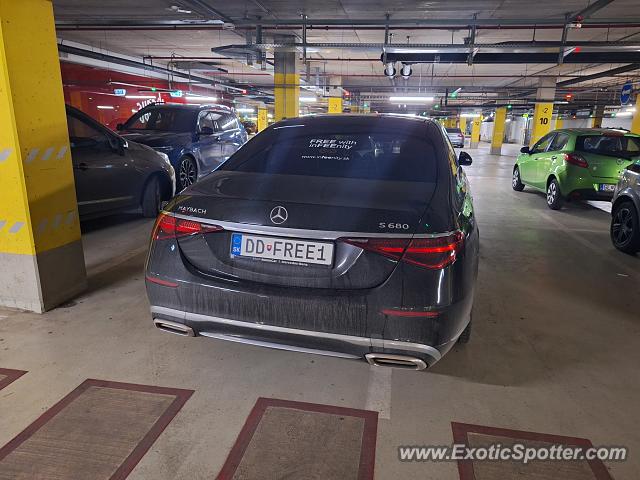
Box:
[151,305,444,366]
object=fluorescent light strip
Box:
[389,96,434,102]
[125,95,156,99]
[185,96,218,101]
[97,105,114,109]
[299,97,317,102]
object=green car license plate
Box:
[598,184,616,193]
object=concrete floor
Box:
[1,142,639,479]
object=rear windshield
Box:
[123,107,195,132]
[221,123,438,182]
[446,128,462,134]
[576,135,640,159]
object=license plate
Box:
[599,184,616,192]
[230,233,334,266]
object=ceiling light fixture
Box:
[401,64,412,79]
[299,97,317,102]
[125,95,156,100]
[389,96,434,103]
[185,96,218,101]
[384,62,397,78]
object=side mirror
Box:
[199,126,214,136]
[116,123,124,131]
[458,151,473,166]
[520,146,530,154]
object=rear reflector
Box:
[340,231,464,270]
[154,213,223,240]
[563,153,589,168]
[145,275,178,288]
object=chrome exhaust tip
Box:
[153,319,195,337]
[365,353,427,370]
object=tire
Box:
[512,166,525,191]
[546,178,564,210]
[177,155,198,191]
[141,176,162,218]
[611,200,640,255]
[457,315,472,344]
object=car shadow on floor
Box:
[80,212,144,234]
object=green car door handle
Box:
[551,155,557,160]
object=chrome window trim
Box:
[166,212,456,240]
[150,305,442,361]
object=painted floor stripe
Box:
[365,365,392,420]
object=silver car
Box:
[446,128,465,148]
[611,160,640,254]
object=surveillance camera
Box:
[401,64,412,79]
[384,62,396,78]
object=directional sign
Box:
[113,88,126,96]
[170,90,183,98]
[621,82,632,105]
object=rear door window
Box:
[549,133,570,151]
[222,125,438,182]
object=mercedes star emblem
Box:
[270,206,288,225]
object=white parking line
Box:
[365,365,392,419]
[587,201,612,214]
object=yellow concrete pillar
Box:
[257,108,268,132]
[470,116,481,148]
[530,103,553,147]
[0,0,86,312]
[328,97,342,114]
[459,117,467,135]
[274,35,299,121]
[632,95,640,135]
[490,107,507,155]
[592,105,604,128]
[555,117,564,130]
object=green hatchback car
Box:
[512,129,640,209]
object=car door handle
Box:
[551,155,557,160]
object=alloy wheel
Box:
[612,207,633,246]
[179,158,197,189]
[512,169,520,188]
[547,182,557,205]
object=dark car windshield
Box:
[220,123,438,182]
[576,134,640,159]
[123,107,195,132]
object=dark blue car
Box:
[118,104,248,191]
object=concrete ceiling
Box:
[53,0,640,112]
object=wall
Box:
[602,116,632,130]
[61,63,225,129]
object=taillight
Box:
[340,231,464,270]
[153,213,223,240]
[564,153,589,168]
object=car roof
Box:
[273,113,436,130]
[557,128,638,137]
[141,103,232,112]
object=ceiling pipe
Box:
[54,16,640,27]
[557,63,640,86]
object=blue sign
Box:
[621,82,632,105]
[169,90,183,98]
[113,88,127,96]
